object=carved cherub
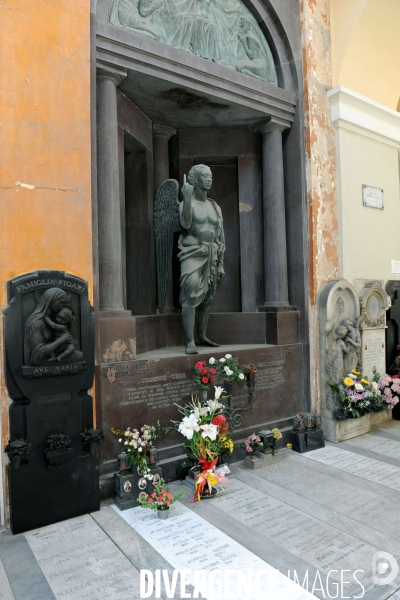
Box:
[342,317,362,374]
[45,306,81,363]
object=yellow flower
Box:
[286,443,292,449]
[351,370,361,375]
[361,378,370,385]
[272,427,282,440]
[344,377,354,386]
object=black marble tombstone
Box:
[4,271,99,533]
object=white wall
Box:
[329,87,400,285]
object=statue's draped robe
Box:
[178,199,225,308]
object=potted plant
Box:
[4,439,31,471]
[173,387,234,501]
[43,434,73,470]
[138,477,186,519]
[81,428,105,456]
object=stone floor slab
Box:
[24,514,148,600]
[113,499,318,600]
[0,558,15,600]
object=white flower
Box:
[225,369,233,376]
[239,373,245,380]
[224,366,229,372]
[349,373,357,379]
[209,357,216,365]
[219,358,226,363]
[355,383,363,392]
[178,414,200,440]
[138,447,142,453]
[200,423,218,441]
[118,438,122,442]
[225,354,232,359]
[214,386,225,400]
[193,405,209,419]
[207,398,224,412]
[372,381,378,390]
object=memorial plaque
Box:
[361,328,386,380]
[213,479,375,581]
[101,346,302,462]
[113,502,317,600]
[304,446,400,491]
[257,458,400,541]
[25,515,142,600]
[4,271,98,534]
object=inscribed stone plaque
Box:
[113,502,317,600]
[101,346,302,462]
[362,184,384,209]
[25,515,143,600]
[361,328,386,380]
[304,446,400,491]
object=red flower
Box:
[212,414,229,434]
[201,368,208,374]
[195,361,204,369]
[209,375,215,382]
[202,377,208,384]
[210,368,216,374]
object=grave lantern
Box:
[258,429,274,451]
[312,413,322,428]
[149,447,158,466]
[117,450,129,472]
[303,413,314,429]
[293,417,305,432]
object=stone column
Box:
[256,117,290,307]
[153,123,177,313]
[97,69,125,312]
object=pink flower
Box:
[384,388,393,397]
[355,393,363,400]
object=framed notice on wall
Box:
[362,184,384,209]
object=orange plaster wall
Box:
[0,0,93,518]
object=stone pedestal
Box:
[243,451,286,469]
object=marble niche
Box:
[319,279,392,443]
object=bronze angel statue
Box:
[154,164,225,354]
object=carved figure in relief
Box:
[331,325,351,384]
[118,0,163,40]
[342,318,362,374]
[109,0,278,83]
[154,165,225,355]
[24,288,83,367]
[45,307,83,364]
[236,15,268,80]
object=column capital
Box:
[253,116,291,135]
[153,123,177,141]
[96,66,127,87]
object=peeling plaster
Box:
[239,202,252,212]
[301,0,339,412]
[0,182,80,191]
[103,339,136,363]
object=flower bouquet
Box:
[209,354,245,383]
[327,370,385,420]
[137,476,186,519]
[377,374,400,410]
[174,387,234,501]
[111,421,167,473]
[194,361,217,390]
[244,433,263,454]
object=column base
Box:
[258,305,299,345]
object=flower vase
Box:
[11,455,21,471]
[89,441,97,457]
[157,507,169,520]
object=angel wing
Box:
[154,179,180,308]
